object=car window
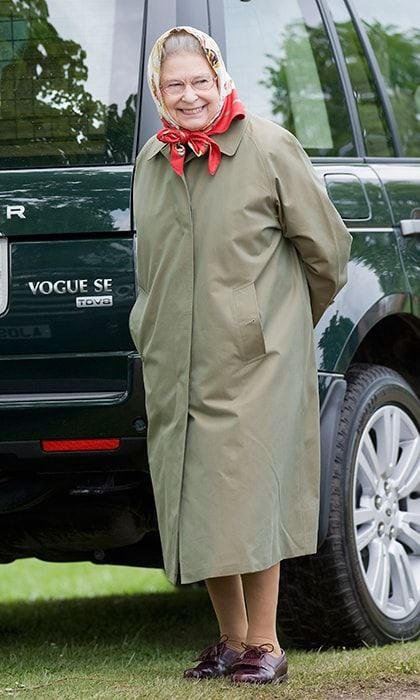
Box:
[0,0,144,168]
[223,0,355,157]
[327,0,395,157]
[351,0,420,158]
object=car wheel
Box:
[279,363,420,647]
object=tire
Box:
[278,363,420,648]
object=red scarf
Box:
[156,90,245,176]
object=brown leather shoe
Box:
[231,643,288,684]
[183,636,240,680]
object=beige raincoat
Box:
[129,113,352,584]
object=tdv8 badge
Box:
[76,296,113,307]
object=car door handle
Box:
[400,219,420,236]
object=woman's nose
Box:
[181,84,199,102]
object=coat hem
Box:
[175,544,318,585]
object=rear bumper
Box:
[0,436,148,472]
[0,353,149,472]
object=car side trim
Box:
[0,235,8,315]
[0,392,126,406]
[318,375,347,548]
[347,227,394,233]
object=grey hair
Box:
[162,30,205,61]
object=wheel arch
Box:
[334,294,419,397]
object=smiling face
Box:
[160,52,220,130]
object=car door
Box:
[343,0,420,320]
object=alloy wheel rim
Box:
[352,404,420,620]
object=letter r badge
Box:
[7,205,26,219]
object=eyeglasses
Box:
[160,76,217,96]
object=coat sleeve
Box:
[269,130,352,326]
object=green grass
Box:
[0,559,418,699]
[0,559,173,601]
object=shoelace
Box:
[239,642,275,660]
[230,642,276,670]
[197,634,229,662]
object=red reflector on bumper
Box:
[41,439,121,452]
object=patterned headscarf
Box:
[147,26,245,176]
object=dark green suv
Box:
[0,0,419,648]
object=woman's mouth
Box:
[179,105,205,115]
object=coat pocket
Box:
[129,285,148,357]
[232,282,266,363]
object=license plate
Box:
[0,236,9,315]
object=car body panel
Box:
[369,162,420,317]
[0,167,133,237]
[312,163,409,372]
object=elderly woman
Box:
[129,26,351,684]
